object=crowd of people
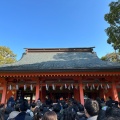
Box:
[0,95,120,120]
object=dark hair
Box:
[84,99,99,116]
[97,110,106,120]
[108,96,112,100]
[4,107,13,114]
[53,104,61,113]
[105,107,120,118]
[63,109,76,120]
[113,101,119,108]
[78,103,84,112]
[63,104,68,109]
[20,101,28,111]
[34,107,42,120]
[101,98,105,102]
[31,102,36,108]
[0,104,4,108]
[15,104,20,111]
[42,111,57,120]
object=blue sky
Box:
[0,0,114,60]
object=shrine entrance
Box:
[84,88,100,100]
[46,86,74,102]
[16,87,36,103]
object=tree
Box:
[0,46,16,65]
[101,52,120,62]
[104,1,120,51]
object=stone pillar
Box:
[35,80,40,101]
[1,80,7,104]
[111,81,119,101]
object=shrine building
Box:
[0,47,120,105]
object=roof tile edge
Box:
[24,47,95,53]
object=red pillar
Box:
[74,88,79,101]
[42,86,46,102]
[35,80,40,102]
[40,86,43,102]
[79,81,84,105]
[1,81,7,104]
[111,81,119,101]
[39,81,42,101]
[103,92,106,101]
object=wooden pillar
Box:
[111,81,119,101]
[40,86,42,102]
[42,86,46,102]
[79,81,84,105]
[74,88,79,101]
[1,81,7,104]
[39,85,42,101]
[35,80,40,101]
[39,79,44,102]
[103,92,107,101]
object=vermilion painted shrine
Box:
[0,47,120,104]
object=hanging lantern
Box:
[46,84,48,90]
[92,84,95,89]
[30,84,33,91]
[97,85,99,90]
[9,85,12,90]
[90,85,92,91]
[107,84,110,89]
[68,85,71,90]
[105,86,107,90]
[71,84,74,89]
[101,84,103,89]
[60,85,63,90]
[24,84,26,91]
[65,84,67,89]
[87,83,89,88]
[52,84,55,90]
[75,85,78,89]
[46,84,49,90]
[16,85,19,90]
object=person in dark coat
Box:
[7,96,15,107]
[45,96,53,107]
[4,106,13,120]
[84,99,99,120]
[106,96,114,107]
[0,112,4,120]
[15,97,23,105]
[14,101,32,120]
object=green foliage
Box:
[104,1,120,51]
[101,52,120,62]
[101,56,107,61]
[0,46,16,65]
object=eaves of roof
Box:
[0,68,120,72]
